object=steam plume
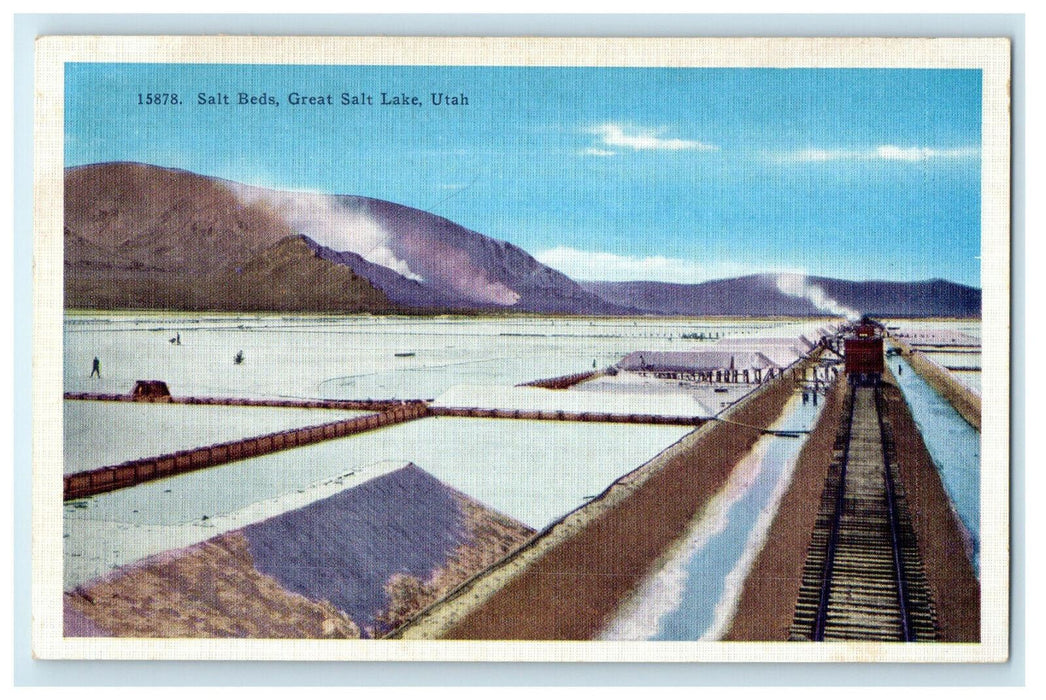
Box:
[775,273,860,320]
[229,184,423,281]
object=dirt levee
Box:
[413,366,804,640]
[879,374,980,641]
[723,376,847,641]
[901,347,981,432]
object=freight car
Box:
[843,317,885,385]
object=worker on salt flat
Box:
[90,356,100,378]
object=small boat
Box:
[394,352,416,357]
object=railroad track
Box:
[790,384,937,641]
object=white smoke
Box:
[228,183,423,281]
[775,273,860,321]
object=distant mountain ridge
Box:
[581,275,980,318]
[64,162,980,317]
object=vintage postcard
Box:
[32,36,1010,662]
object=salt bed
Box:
[913,351,982,396]
[892,356,980,575]
[917,351,982,369]
[64,401,368,473]
[65,417,691,589]
[600,390,825,641]
[432,383,711,418]
[887,319,982,343]
[64,314,828,402]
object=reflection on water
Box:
[600,391,825,641]
[893,356,980,576]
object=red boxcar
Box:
[844,323,885,384]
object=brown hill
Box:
[64,162,630,314]
[65,162,290,274]
[65,163,393,312]
[66,234,394,312]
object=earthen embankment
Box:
[395,360,818,640]
[722,375,847,641]
[517,370,602,389]
[65,391,407,413]
[889,339,981,431]
[878,369,980,641]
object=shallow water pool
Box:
[64,401,368,473]
[600,390,825,640]
[892,356,980,575]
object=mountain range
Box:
[581,276,981,319]
[64,162,981,318]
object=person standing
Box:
[90,356,100,378]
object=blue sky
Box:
[65,64,982,287]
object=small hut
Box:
[131,380,172,402]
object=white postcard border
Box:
[32,35,1012,663]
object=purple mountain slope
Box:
[809,276,981,318]
[582,276,819,317]
[319,195,634,314]
[64,162,633,315]
[582,274,980,318]
[302,237,470,310]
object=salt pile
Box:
[64,464,533,638]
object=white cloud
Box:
[874,145,979,161]
[534,246,788,284]
[580,147,617,157]
[584,123,717,154]
[781,144,979,163]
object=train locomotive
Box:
[843,316,886,385]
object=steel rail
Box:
[812,386,856,641]
[875,386,913,642]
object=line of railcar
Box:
[843,316,886,385]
